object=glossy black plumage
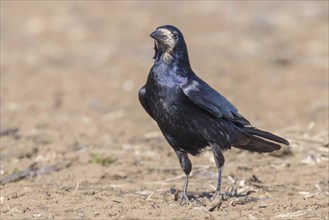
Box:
[139,25,289,202]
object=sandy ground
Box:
[1,1,328,219]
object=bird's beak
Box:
[150,29,167,41]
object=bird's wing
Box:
[182,78,250,126]
[138,86,155,119]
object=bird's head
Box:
[150,25,189,65]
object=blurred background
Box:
[1,1,328,219]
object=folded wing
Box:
[181,77,250,127]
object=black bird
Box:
[139,25,289,202]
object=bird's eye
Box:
[172,31,178,39]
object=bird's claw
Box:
[179,193,191,205]
[210,191,230,201]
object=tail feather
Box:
[243,127,289,145]
[233,127,289,153]
[234,135,281,152]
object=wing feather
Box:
[138,86,155,119]
[182,77,250,126]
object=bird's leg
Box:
[211,165,227,201]
[182,173,189,202]
[175,150,192,204]
[210,144,227,201]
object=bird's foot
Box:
[179,193,191,205]
[210,191,231,201]
[211,176,239,201]
[171,188,191,205]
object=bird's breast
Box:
[151,86,181,117]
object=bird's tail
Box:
[234,127,289,153]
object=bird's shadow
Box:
[170,188,249,205]
[189,191,247,201]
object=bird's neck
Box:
[154,46,192,73]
